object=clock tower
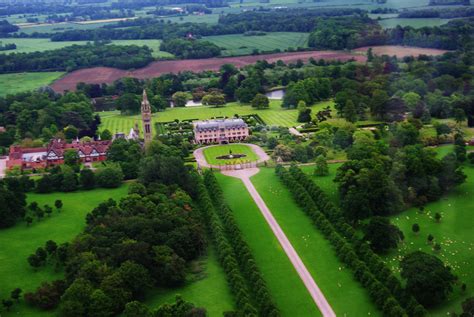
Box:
[141,90,152,144]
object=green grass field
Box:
[300,148,474,316]
[203,32,309,56]
[0,186,129,316]
[98,100,332,134]
[0,38,172,58]
[385,164,474,316]
[145,247,235,317]
[203,144,259,165]
[251,168,381,316]
[215,173,321,317]
[0,72,65,96]
[378,18,452,29]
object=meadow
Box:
[0,38,172,58]
[203,144,259,165]
[0,72,65,96]
[215,172,321,317]
[0,186,129,316]
[385,164,474,316]
[378,18,452,29]
[203,32,309,56]
[98,100,311,134]
[300,149,474,316]
[145,248,235,316]
[250,168,381,316]
[0,183,235,316]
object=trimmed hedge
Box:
[203,170,280,317]
[276,165,428,316]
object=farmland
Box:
[203,32,309,56]
[250,168,381,316]
[378,18,452,29]
[51,50,365,92]
[0,38,172,58]
[0,72,65,96]
[214,172,321,317]
[0,186,129,316]
[98,100,310,133]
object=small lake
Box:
[265,89,285,100]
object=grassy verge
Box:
[251,168,381,316]
[0,185,129,316]
[214,173,320,317]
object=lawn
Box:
[301,147,474,315]
[0,38,172,58]
[378,18,452,29]
[215,173,320,317]
[98,100,330,134]
[0,72,65,96]
[203,32,309,56]
[203,144,259,165]
[145,247,235,317]
[385,164,474,316]
[0,185,129,316]
[251,168,381,316]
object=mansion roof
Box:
[193,118,247,132]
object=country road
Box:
[222,168,336,317]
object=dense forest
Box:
[0,43,153,73]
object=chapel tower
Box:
[141,90,152,144]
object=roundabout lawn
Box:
[203,144,258,165]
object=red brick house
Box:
[7,139,111,170]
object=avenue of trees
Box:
[276,165,425,316]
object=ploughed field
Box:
[51,50,365,92]
[50,45,449,92]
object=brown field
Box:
[354,45,449,58]
[51,50,365,92]
[50,45,449,92]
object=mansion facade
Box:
[7,138,111,170]
[193,118,249,144]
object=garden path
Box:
[222,168,336,317]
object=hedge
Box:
[203,170,280,317]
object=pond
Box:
[265,89,285,100]
[170,100,203,108]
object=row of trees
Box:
[277,165,431,314]
[203,171,279,317]
[195,173,261,316]
[285,165,459,309]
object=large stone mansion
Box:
[193,118,249,144]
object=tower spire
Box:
[141,89,153,144]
